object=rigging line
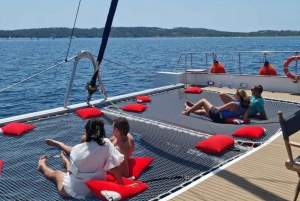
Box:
[101,57,175,85]
[96,90,127,116]
[0,56,77,93]
[65,0,82,62]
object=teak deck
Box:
[170,87,300,201]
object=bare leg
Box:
[38,156,71,198]
[182,99,213,116]
[185,104,191,111]
[193,109,209,116]
[219,92,234,104]
[185,100,204,110]
[185,100,194,107]
[45,139,73,155]
[60,151,70,172]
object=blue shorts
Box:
[209,106,224,123]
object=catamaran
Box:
[1,0,300,201]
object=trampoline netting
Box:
[0,113,245,201]
[0,88,298,200]
[103,88,300,144]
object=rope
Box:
[142,175,189,183]
[102,57,175,85]
[95,90,126,115]
[65,0,82,62]
[0,56,76,94]
[87,56,178,113]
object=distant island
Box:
[1,27,300,38]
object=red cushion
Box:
[0,160,3,175]
[76,108,103,119]
[232,126,266,139]
[224,117,250,124]
[184,87,202,94]
[136,96,151,103]
[1,122,35,136]
[86,177,148,201]
[195,134,234,154]
[107,157,153,182]
[122,104,147,113]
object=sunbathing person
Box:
[46,117,135,178]
[38,118,137,199]
[182,89,250,123]
[219,84,267,119]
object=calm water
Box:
[1,37,300,118]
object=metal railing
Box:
[64,51,107,108]
[173,51,300,77]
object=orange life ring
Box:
[283,56,300,80]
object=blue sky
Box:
[0,0,299,32]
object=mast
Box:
[87,0,119,103]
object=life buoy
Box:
[259,61,277,76]
[283,56,300,80]
[210,60,226,73]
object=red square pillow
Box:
[184,87,202,94]
[136,96,151,103]
[195,134,234,154]
[232,126,266,139]
[122,104,147,113]
[0,160,3,175]
[76,108,103,119]
[1,122,35,136]
[86,178,148,201]
[107,157,153,182]
[224,117,250,124]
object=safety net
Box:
[0,113,245,201]
[103,88,300,145]
[0,88,298,200]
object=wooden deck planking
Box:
[170,88,300,201]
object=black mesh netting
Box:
[103,88,300,144]
[0,88,298,200]
[0,112,245,201]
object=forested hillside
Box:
[1,27,300,38]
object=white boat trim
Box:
[154,72,300,94]
[160,129,283,201]
[0,84,184,126]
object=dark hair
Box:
[85,118,106,146]
[113,117,129,136]
[252,84,263,94]
[236,89,250,109]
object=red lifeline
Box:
[283,56,300,80]
[259,61,277,76]
[210,60,226,73]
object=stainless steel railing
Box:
[173,51,300,77]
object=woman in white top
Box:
[38,118,137,199]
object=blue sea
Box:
[1,37,300,119]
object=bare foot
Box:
[185,100,194,107]
[38,155,47,171]
[60,151,69,170]
[182,110,190,116]
[45,139,63,148]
